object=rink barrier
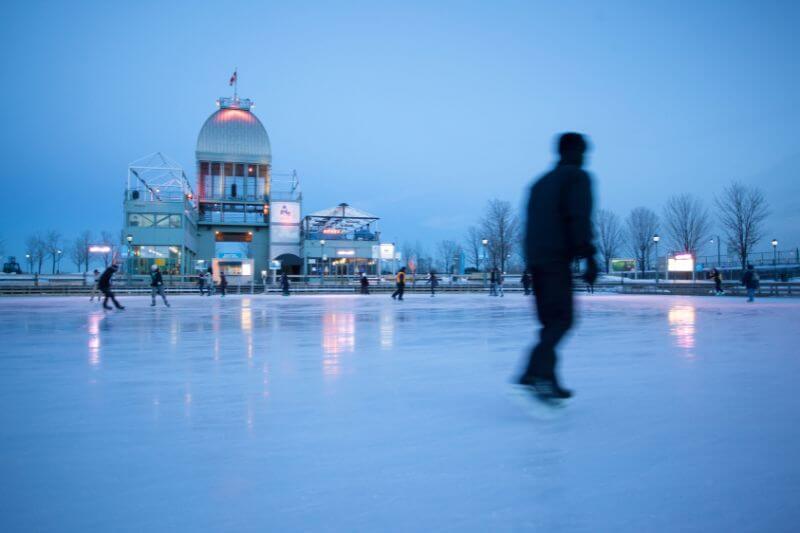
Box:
[0,275,797,297]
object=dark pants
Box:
[220,285,226,296]
[101,289,123,309]
[391,283,405,300]
[522,265,573,382]
[714,279,722,292]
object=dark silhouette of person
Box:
[360,273,370,294]
[219,271,228,297]
[98,264,125,310]
[280,272,290,296]
[518,132,597,400]
[521,270,532,295]
[391,267,407,300]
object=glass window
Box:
[235,163,244,176]
[258,165,268,178]
[247,165,256,177]
[140,214,155,227]
[169,215,182,228]
[224,163,233,176]
[199,162,209,177]
[128,213,142,227]
[211,162,220,176]
[155,215,171,227]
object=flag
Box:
[229,70,237,86]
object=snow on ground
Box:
[1,293,799,532]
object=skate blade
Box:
[507,385,566,420]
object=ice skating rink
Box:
[1,293,799,532]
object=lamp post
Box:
[320,239,326,286]
[25,253,31,274]
[56,250,62,274]
[653,234,660,284]
[710,235,721,267]
[481,238,489,288]
[126,234,133,284]
[772,238,778,280]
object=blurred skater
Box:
[219,271,228,297]
[89,269,101,302]
[742,264,759,302]
[709,268,724,295]
[150,264,170,307]
[517,132,597,402]
[497,270,504,297]
[98,264,125,311]
[489,268,498,296]
[427,271,438,297]
[197,270,208,295]
[281,271,290,296]
[360,273,370,294]
[521,270,532,295]
[391,267,407,301]
[205,268,215,296]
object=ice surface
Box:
[1,293,799,532]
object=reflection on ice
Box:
[668,304,696,353]
[322,312,355,376]
[87,312,103,367]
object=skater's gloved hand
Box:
[583,257,598,285]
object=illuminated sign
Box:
[88,245,111,253]
[322,228,343,235]
[269,201,300,225]
[668,253,695,272]
[379,243,395,260]
[336,249,356,257]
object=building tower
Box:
[195,95,272,280]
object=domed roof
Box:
[195,98,271,164]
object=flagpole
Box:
[234,66,238,100]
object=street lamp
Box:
[652,234,660,283]
[56,250,62,274]
[126,234,134,283]
[772,238,778,280]
[320,239,326,286]
[481,238,489,288]
[25,253,31,274]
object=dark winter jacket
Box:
[219,273,228,288]
[360,276,369,287]
[521,272,531,288]
[98,267,116,290]
[490,270,497,283]
[742,269,759,289]
[525,156,595,268]
[280,274,290,289]
[150,271,163,287]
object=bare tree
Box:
[626,207,659,273]
[69,231,93,272]
[595,209,623,272]
[436,240,462,274]
[414,240,433,274]
[463,226,483,271]
[715,182,770,269]
[25,234,46,274]
[44,230,63,274]
[481,199,520,273]
[662,193,711,255]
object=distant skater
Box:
[281,272,290,296]
[98,264,125,311]
[521,270,532,295]
[197,270,207,295]
[360,273,370,294]
[204,268,215,296]
[89,269,101,302]
[497,270,504,297]
[517,132,597,402]
[150,264,170,307]
[391,267,407,301]
[489,268,498,296]
[427,271,438,297]
[219,271,228,297]
[709,268,724,295]
[742,264,759,302]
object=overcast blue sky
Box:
[1,0,798,262]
